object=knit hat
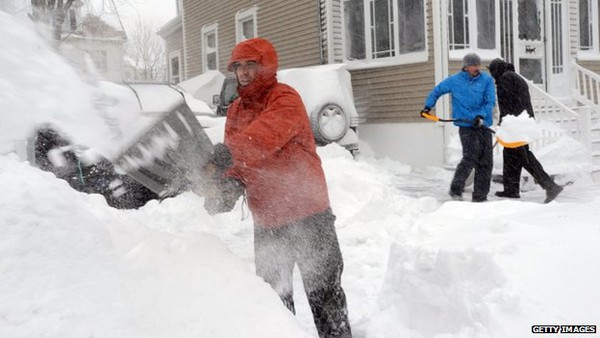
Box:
[463,53,481,68]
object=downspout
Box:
[181,1,189,80]
[317,0,324,64]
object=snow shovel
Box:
[113,102,215,199]
[420,112,527,148]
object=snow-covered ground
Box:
[2,10,600,338]
[2,144,600,338]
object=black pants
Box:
[502,145,557,194]
[254,209,352,338]
[450,127,494,200]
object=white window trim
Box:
[341,0,429,69]
[235,6,258,43]
[201,23,219,72]
[577,0,600,60]
[169,50,181,83]
[446,0,502,61]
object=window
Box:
[580,0,600,52]
[169,51,181,84]
[236,7,257,42]
[202,24,218,72]
[343,0,426,63]
[448,0,498,51]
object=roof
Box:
[157,15,182,38]
[71,14,127,40]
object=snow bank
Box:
[0,154,309,338]
[368,198,600,338]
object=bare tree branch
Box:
[125,18,166,81]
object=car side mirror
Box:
[212,94,220,106]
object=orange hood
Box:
[228,38,278,99]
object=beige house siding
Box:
[578,61,600,74]
[259,0,322,68]
[182,0,321,78]
[163,27,183,55]
[350,0,435,124]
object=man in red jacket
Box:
[207,38,352,338]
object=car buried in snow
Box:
[179,64,361,155]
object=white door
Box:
[513,0,568,96]
[515,0,546,86]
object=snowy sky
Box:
[115,0,176,30]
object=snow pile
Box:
[0,154,309,338]
[178,70,226,104]
[367,197,600,337]
[495,111,542,144]
[2,140,600,337]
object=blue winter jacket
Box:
[425,70,496,128]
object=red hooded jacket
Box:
[224,38,331,228]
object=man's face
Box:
[465,64,481,77]
[234,61,259,87]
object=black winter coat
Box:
[488,59,534,123]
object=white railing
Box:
[572,61,600,108]
[519,74,590,150]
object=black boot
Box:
[544,184,563,203]
[495,191,520,198]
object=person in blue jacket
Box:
[422,53,496,202]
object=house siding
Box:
[578,61,600,74]
[182,0,321,78]
[349,0,435,124]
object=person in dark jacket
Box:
[422,53,496,202]
[487,58,563,203]
[205,38,352,338]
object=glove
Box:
[472,115,485,128]
[210,143,233,171]
[420,107,431,118]
[200,143,244,215]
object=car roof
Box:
[124,83,214,116]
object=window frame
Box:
[447,0,502,61]
[201,23,219,72]
[342,0,429,70]
[169,50,181,84]
[235,6,258,43]
[578,0,600,60]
